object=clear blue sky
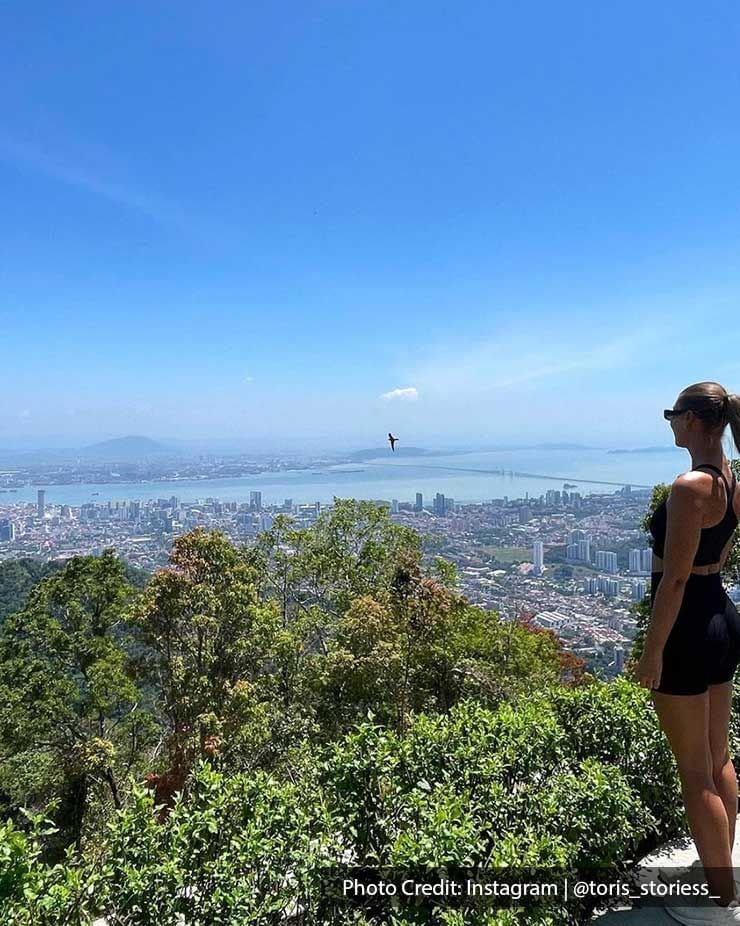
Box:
[2,1,739,452]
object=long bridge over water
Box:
[362,461,651,490]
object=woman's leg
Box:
[651,689,737,906]
[708,681,738,854]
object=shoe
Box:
[665,899,740,923]
[688,859,740,895]
[662,862,740,923]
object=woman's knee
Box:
[679,765,720,795]
[712,749,733,780]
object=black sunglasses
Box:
[663,406,692,420]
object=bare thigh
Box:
[651,690,712,780]
[708,681,733,769]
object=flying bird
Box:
[388,432,398,452]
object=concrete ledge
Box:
[592,815,740,923]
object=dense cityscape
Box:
[0,454,700,685]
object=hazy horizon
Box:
[0,431,689,459]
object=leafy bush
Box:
[0,809,104,925]
[0,678,677,926]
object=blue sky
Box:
[2,1,739,452]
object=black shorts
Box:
[650,572,740,695]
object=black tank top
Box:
[649,463,738,565]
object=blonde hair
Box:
[677,381,740,454]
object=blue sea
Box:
[0,447,705,508]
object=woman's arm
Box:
[643,476,704,655]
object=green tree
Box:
[0,559,64,625]
[310,551,582,738]
[129,528,285,777]
[243,499,428,726]
[246,498,423,624]
[0,550,155,859]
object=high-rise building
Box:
[614,645,625,673]
[630,549,652,575]
[434,493,446,516]
[391,499,399,513]
[415,492,423,512]
[250,491,262,511]
[597,576,620,596]
[533,540,544,575]
[565,536,591,563]
[37,489,45,519]
[595,550,618,574]
[0,519,15,541]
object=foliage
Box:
[245,498,424,622]
[0,558,64,625]
[0,558,149,629]
[0,678,681,926]
[0,808,104,925]
[129,528,287,775]
[309,553,579,739]
[0,550,157,859]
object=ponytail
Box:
[726,392,740,455]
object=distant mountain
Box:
[79,435,181,462]
[530,442,595,450]
[463,442,597,452]
[346,446,435,461]
[607,446,680,454]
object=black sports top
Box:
[649,463,738,565]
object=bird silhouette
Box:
[388,432,398,452]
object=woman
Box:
[636,382,740,923]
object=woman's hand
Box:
[635,645,663,690]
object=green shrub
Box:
[0,678,684,926]
[0,809,103,925]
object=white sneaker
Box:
[688,860,740,896]
[665,900,740,923]
[660,861,740,923]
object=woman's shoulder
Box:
[669,469,716,512]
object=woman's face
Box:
[669,395,692,446]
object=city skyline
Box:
[3,2,740,450]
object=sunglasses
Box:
[663,407,690,420]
